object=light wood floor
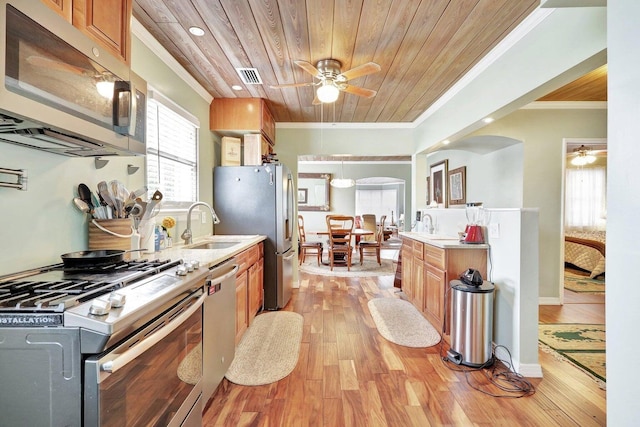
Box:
[203,268,606,426]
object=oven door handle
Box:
[101,292,206,373]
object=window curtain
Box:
[565,166,606,231]
[355,188,397,221]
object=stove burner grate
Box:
[0,258,183,312]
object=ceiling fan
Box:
[271,59,381,104]
[569,144,606,166]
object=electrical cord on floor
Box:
[438,286,536,398]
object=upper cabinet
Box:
[210,98,276,146]
[41,0,72,21]
[41,0,132,64]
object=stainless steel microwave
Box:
[0,1,146,157]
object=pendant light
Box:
[330,158,355,188]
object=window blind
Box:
[146,94,199,203]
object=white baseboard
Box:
[517,363,544,378]
[539,297,562,305]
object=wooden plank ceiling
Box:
[538,64,607,102]
[133,0,539,123]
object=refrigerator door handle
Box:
[283,250,295,261]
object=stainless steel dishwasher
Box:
[203,258,238,405]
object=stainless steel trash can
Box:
[448,279,495,367]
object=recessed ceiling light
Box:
[442,139,450,145]
[483,117,494,123]
[189,26,205,36]
[231,85,243,91]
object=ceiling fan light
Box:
[330,178,355,188]
[585,154,597,164]
[317,82,340,103]
[571,156,587,166]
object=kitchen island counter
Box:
[399,232,489,249]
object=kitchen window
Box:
[146,90,199,203]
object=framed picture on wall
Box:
[430,159,448,207]
[298,188,308,204]
[448,166,466,205]
[425,176,430,205]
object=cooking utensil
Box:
[98,181,115,211]
[78,183,94,209]
[60,249,146,267]
[128,186,148,202]
[151,190,163,201]
[73,197,90,214]
[142,199,159,220]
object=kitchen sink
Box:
[188,241,242,250]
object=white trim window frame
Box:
[146,89,200,208]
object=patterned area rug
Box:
[367,298,441,348]
[564,270,605,293]
[539,323,606,382]
[225,311,303,386]
[300,257,396,277]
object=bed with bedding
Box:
[564,230,606,278]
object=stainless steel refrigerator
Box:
[213,164,295,310]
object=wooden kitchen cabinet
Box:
[235,270,248,345]
[234,242,264,344]
[401,236,487,342]
[424,264,445,329]
[248,257,264,323]
[401,239,424,310]
[42,0,72,21]
[210,98,276,146]
[401,242,413,302]
[41,0,132,64]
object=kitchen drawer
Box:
[412,241,424,260]
[245,244,260,266]
[424,245,446,270]
[235,249,250,275]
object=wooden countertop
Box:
[399,232,490,249]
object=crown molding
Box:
[522,101,607,109]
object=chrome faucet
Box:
[423,213,435,234]
[181,202,221,245]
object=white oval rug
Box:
[225,311,303,386]
[367,298,441,348]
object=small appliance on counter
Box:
[461,202,486,244]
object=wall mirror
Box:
[298,173,331,211]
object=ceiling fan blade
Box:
[338,62,381,81]
[342,84,377,98]
[270,82,316,89]
[294,60,321,78]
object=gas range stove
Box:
[0,258,209,347]
[0,257,212,427]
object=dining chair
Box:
[325,215,355,271]
[361,214,377,242]
[359,215,386,265]
[298,215,323,265]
